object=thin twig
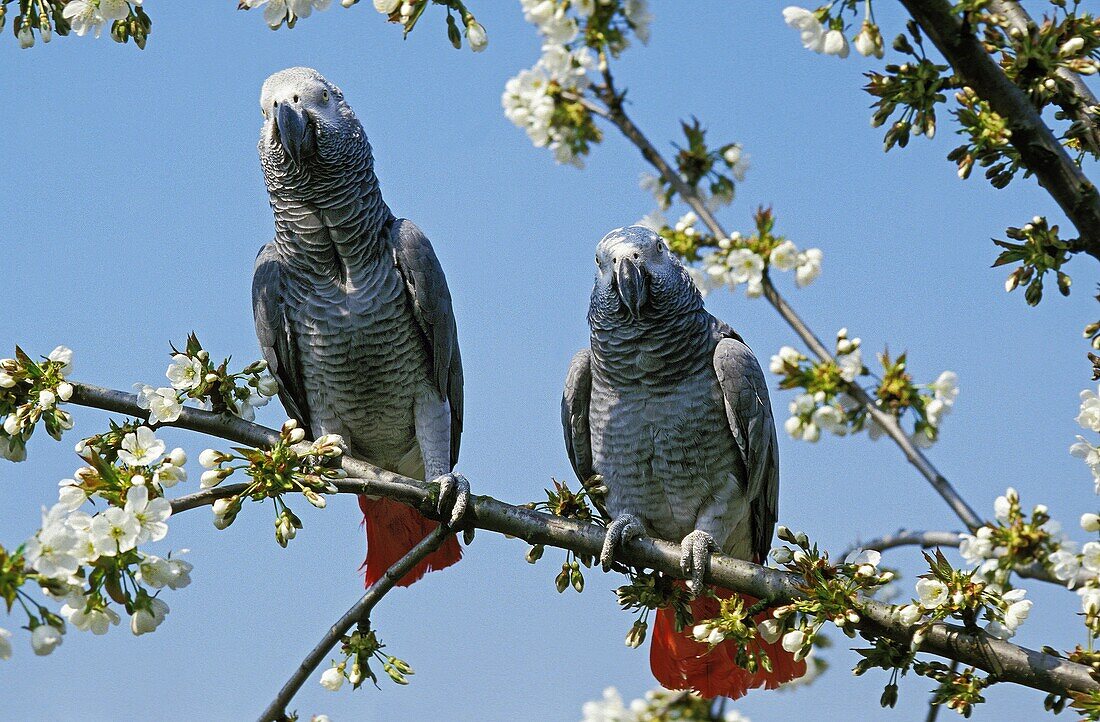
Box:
[900,0,1100,260]
[575,84,985,531]
[257,526,452,722]
[65,381,1100,697]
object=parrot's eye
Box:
[322,89,330,102]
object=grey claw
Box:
[680,530,718,597]
[600,513,645,571]
[463,526,475,545]
[435,472,470,528]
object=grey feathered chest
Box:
[587,311,752,555]
[281,242,430,468]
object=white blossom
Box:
[1081,388,1100,433]
[134,384,184,425]
[166,354,203,391]
[1049,549,1082,584]
[897,603,923,626]
[836,348,862,382]
[959,527,995,566]
[769,240,799,271]
[0,628,11,660]
[1080,586,1100,614]
[124,485,172,544]
[770,346,802,374]
[993,489,1016,524]
[320,664,345,691]
[821,29,849,58]
[794,248,822,287]
[63,604,120,635]
[812,404,847,436]
[726,249,765,290]
[90,507,141,557]
[130,598,170,636]
[117,426,165,467]
[854,22,884,58]
[1082,513,1100,533]
[930,371,959,407]
[1071,436,1100,491]
[915,578,948,609]
[30,625,63,656]
[138,554,193,590]
[48,346,73,375]
[780,628,806,653]
[623,0,652,44]
[57,480,88,512]
[62,1,107,37]
[782,7,826,53]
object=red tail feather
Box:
[358,495,462,588]
[651,585,806,699]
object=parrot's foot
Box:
[433,472,474,544]
[680,530,718,597]
[600,513,646,571]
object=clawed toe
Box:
[680,530,718,597]
[600,513,645,571]
[434,472,471,529]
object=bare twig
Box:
[60,381,1095,697]
[257,526,452,722]
[572,85,985,531]
[899,0,1100,260]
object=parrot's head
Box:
[258,67,365,175]
[591,225,701,323]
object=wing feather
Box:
[713,334,780,563]
[389,219,464,468]
[252,242,311,431]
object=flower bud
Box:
[288,427,307,444]
[1082,513,1100,533]
[168,448,187,467]
[56,382,73,401]
[625,620,647,648]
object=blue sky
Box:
[1,2,1097,720]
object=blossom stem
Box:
[257,525,452,722]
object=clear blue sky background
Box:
[1,2,1097,720]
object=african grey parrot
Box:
[562,225,804,697]
[251,67,467,587]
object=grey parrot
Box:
[252,67,467,587]
[562,225,804,697]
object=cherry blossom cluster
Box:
[895,549,1034,642]
[503,0,651,168]
[639,208,822,300]
[783,3,885,61]
[133,334,279,425]
[1072,385,1100,491]
[758,527,895,662]
[0,424,191,660]
[771,330,958,447]
[956,487,1080,587]
[3,0,151,49]
[199,420,345,544]
[319,626,414,692]
[242,0,488,52]
[785,2,1100,312]
[0,346,76,463]
[580,686,750,722]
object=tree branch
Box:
[65,385,1099,697]
[899,0,1100,260]
[257,526,452,722]
[575,86,985,531]
[988,0,1100,157]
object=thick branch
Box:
[576,88,985,531]
[69,384,1098,696]
[900,0,1100,260]
[257,526,452,722]
[988,0,1100,156]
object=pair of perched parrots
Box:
[250,67,804,698]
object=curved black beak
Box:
[275,102,314,164]
[614,257,649,319]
